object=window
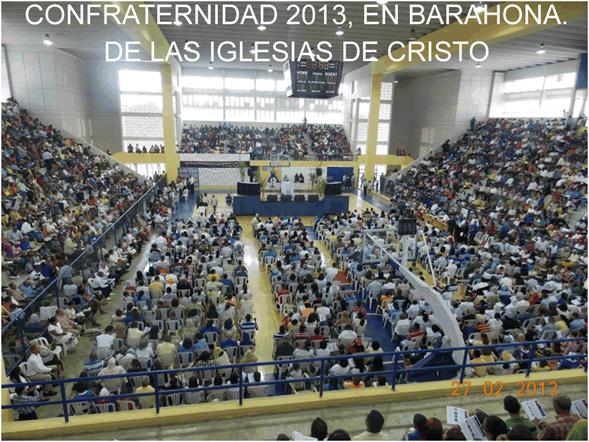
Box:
[378,122,390,143]
[121,116,164,138]
[379,103,391,120]
[544,73,576,90]
[491,70,577,118]
[225,78,255,91]
[358,101,370,119]
[381,82,393,100]
[256,79,276,91]
[182,75,223,90]
[376,144,388,155]
[502,76,544,94]
[357,122,368,142]
[120,94,163,113]
[119,70,161,93]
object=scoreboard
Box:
[284,59,343,99]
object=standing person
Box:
[225,193,233,209]
[211,195,218,214]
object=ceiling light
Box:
[536,43,546,55]
[267,64,273,73]
[42,34,52,46]
[335,26,344,36]
[376,0,388,5]
[208,62,214,70]
[394,80,399,84]
[475,62,482,69]
[473,2,485,14]
[250,43,255,54]
[257,24,266,31]
[408,29,416,41]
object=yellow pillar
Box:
[161,64,179,183]
[1,359,13,423]
[364,74,382,182]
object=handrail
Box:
[1,176,167,365]
[2,338,586,422]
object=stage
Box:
[232,195,349,216]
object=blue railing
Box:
[1,175,167,370]
[2,338,586,423]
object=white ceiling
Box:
[1,1,587,77]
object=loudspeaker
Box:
[267,194,278,202]
[281,195,292,202]
[294,194,305,202]
[398,218,417,236]
[308,194,319,202]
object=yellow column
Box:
[161,64,179,183]
[1,359,13,423]
[364,74,382,182]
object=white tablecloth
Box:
[281,181,294,197]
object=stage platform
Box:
[233,195,349,216]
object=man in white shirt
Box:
[96,326,115,349]
[394,314,411,339]
[27,345,59,395]
[338,325,357,347]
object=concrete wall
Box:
[391,69,493,158]
[4,45,93,140]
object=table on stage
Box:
[280,181,294,197]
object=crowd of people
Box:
[252,215,389,393]
[126,143,165,154]
[277,394,587,440]
[317,116,587,380]
[179,123,353,160]
[1,98,151,293]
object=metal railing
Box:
[2,338,586,423]
[1,175,167,371]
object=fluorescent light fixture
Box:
[257,24,266,31]
[336,26,344,36]
[394,80,399,84]
[42,34,52,46]
[536,43,546,54]
[475,62,482,69]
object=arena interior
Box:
[1,1,588,441]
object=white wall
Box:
[391,69,492,157]
[5,45,92,140]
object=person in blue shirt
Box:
[219,274,234,289]
[200,320,220,337]
[405,413,427,440]
[569,312,586,332]
[178,337,195,353]
[193,333,208,351]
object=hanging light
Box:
[473,2,485,14]
[376,0,388,5]
[536,43,546,55]
[174,20,182,26]
[42,34,53,46]
[335,26,344,36]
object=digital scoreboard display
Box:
[284,59,343,99]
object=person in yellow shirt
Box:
[470,348,496,377]
[135,377,155,409]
